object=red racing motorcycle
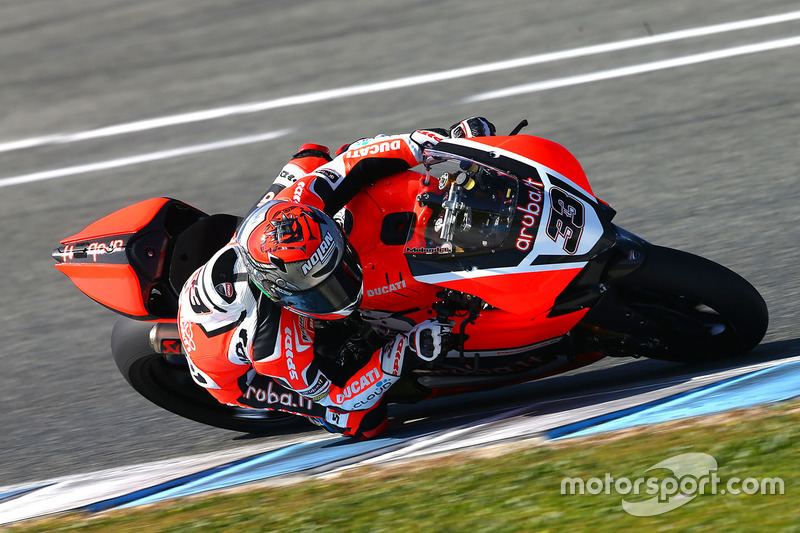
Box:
[52,129,768,433]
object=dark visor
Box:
[258,243,362,318]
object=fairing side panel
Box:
[55,263,149,317]
[347,172,442,314]
[455,306,589,352]
[422,267,586,320]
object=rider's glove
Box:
[380,319,453,376]
[450,117,496,138]
[407,319,453,362]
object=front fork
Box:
[574,226,654,355]
[548,224,647,318]
[604,226,648,281]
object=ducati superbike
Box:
[52,128,768,433]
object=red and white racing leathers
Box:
[177,129,447,438]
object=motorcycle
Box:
[52,125,768,434]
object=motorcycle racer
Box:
[177,117,496,438]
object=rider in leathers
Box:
[177,118,496,438]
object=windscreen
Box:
[404,149,519,256]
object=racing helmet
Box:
[236,200,363,319]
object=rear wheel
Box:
[111,318,303,433]
[580,244,768,362]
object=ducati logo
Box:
[366,279,407,297]
[344,139,402,159]
[216,282,234,298]
[335,367,382,403]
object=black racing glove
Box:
[449,117,497,138]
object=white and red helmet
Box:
[236,200,362,319]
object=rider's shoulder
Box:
[179,244,253,317]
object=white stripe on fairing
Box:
[0,130,291,188]
[466,35,800,102]
[1,10,800,153]
[413,262,587,285]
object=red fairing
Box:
[347,172,442,313]
[434,268,587,320]
[56,263,149,317]
[474,135,594,196]
[344,170,593,349]
[60,197,171,244]
[53,197,206,319]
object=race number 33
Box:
[546,187,585,254]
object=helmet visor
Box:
[255,243,363,319]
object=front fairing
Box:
[403,137,617,318]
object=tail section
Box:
[53,198,206,320]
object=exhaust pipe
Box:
[149,322,183,354]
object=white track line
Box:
[4,38,799,189]
[1,10,799,154]
[0,130,291,188]
[466,36,800,102]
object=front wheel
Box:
[111,318,304,434]
[580,244,768,362]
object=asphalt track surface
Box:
[1,0,799,487]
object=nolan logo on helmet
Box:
[301,232,336,275]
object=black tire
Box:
[582,244,768,362]
[111,318,303,433]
